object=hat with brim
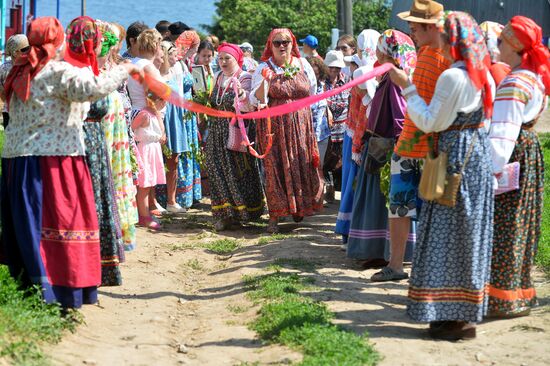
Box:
[343,54,362,66]
[397,0,444,24]
[324,50,346,68]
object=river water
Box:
[34,0,217,31]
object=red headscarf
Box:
[440,11,493,118]
[218,42,244,68]
[502,15,550,95]
[175,30,200,60]
[64,16,101,76]
[260,28,301,62]
[4,17,65,103]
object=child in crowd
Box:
[132,93,167,230]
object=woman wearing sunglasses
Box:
[250,28,322,233]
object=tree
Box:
[352,0,392,35]
[205,0,392,57]
[206,0,337,56]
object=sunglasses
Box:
[18,46,30,53]
[272,40,291,48]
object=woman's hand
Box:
[389,66,411,89]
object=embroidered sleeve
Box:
[489,75,530,173]
[238,72,254,112]
[249,62,268,106]
[301,57,317,96]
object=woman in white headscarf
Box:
[335,29,380,249]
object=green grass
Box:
[243,270,379,365]
[0,266,79,365]
[273,258,318,272]
[537,133,550,276]
[205,239,240,255]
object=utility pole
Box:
[337,0,353,36]
[81,0,86,16]
[343,0,353,35]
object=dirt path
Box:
[49,199,550,366]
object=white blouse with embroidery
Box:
[4,61,129,158]
[401,61,495,133]
[488,69,547,174]
[249,57,317,106]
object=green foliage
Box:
[537,133,550,277]
[208,0,337,56]
[353,0,392,34]
[206,238,241,255]
[244,270,379,365]
[0,266,79,365]
[251,298,333,340]
[279,323,380,366]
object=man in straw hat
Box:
[0,34,30,127]
[370,0,451,284]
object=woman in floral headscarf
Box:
[488,15,550,319]
[335,29,379,249]
[250,28,322,233]
[96,19,138,255]
[64,16,125,286]
[480,21,510,86]
[390,11,495,340]
[347,29,417,279]
[1,17,139,308]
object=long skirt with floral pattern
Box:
[205,117,264,221]
[407,109,494,323]
[83,122,123,286]
[488,127,544,315]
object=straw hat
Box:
[324,50,345,68]
[398,0,444,24]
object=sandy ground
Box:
[45,197,550,366]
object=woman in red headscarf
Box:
[250,28,323,233]
[0,16,139,308]
[487,15,549,318]
[64,16,124,287]
[204,43,264,230]
[390,11,495,340]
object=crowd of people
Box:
[0,0,546,342]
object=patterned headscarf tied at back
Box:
[175,30,200,60]
[261,28,301,62]
[96,20,118,57]
[377,29,417,79]
[357,29,381,68]
[501,15,550,95]
[479,21,504,64]
[439,11,493,118]
[64,16,101,76]
[4,16,65,103]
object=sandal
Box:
[370,267,408,282]
[292,215,304,223]
[138,216,161,231]
[428,321,476,341]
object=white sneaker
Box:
[166,203,186,213]
[154,201,167,213]
[340,243,348,252]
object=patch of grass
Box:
[255,233,296,246]
[537,133,550,276]
[510,324,545,333]
[256,237,271,246]
[227,304,248,314]
[205,239,240,255]
[251,298,333,340]
[243,270,379,365]
[273,258,318,272]
[0,266,79,365]
[243,272,315,301]
[279,323,379,366]
[184,259,204,271]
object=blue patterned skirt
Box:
[335,133,359,240]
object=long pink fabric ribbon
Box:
[136,63,392,120]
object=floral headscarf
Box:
[357,29,380,68]
[175,30,200,59]
[479,21,503,64]
[501,15,550,95]
[4,16,65,103]
[439,11,493,118]
[64,16,101,76]
[261,28,301,62]
[377,29,417,78]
